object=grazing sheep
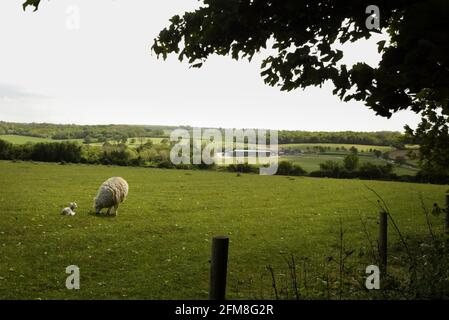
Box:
[93,177,129,216]
[62,202,77,216]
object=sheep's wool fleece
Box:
[95,177,129,209]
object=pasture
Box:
[278,143,394,153]
[281,154,418,176]
[0,160,446,299]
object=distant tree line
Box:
[277,131,409,147]
[0,139,84,163]
[225,161,307,176]
[0,139,170,167]
[0,121,170,142]
[0,122,413,148]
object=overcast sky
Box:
[0,0,420,131]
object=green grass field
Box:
[126,137,166,146]
[279,143,394,153]
[0,160,446,299]
[281,154,418,176]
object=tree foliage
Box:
[405,94,449,175]
[343,153,359,171]
[0,121,167,141]
[150,0,448,116]
[277,130,405,146]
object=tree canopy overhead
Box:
[21,0,449,173]
[150,1,448,118]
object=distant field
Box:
[277,143,417,176]
[217,153,418,176]
[281,154,418,176]
[279,143,394,153]
[126,137,166,146]
[405,144,420,150]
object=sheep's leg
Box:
[113,205,119,216]
[107,207,112,215]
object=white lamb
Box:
[93,177,129,216]
[61,202,77,216]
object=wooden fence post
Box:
[379,210,388,275]
[445,194,449,234]
[209,236,229,300]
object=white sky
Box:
[0,0,420,131]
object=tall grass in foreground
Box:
[262,190,449,300]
